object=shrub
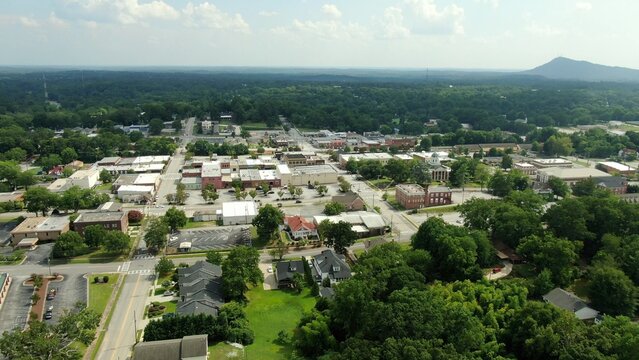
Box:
[162,280,171,288]
[94,276,100,283]
[128,210,145,223]
[103,275,109,283]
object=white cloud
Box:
[183,2,250,33]
[321,4,342,19]
[406,0,465,35]
[575,2,592,11]
[526,22,565,36]
[82,20,99,29]
[49,12,69,27]
[258,10,278,17]
[64,0,179,24]
[273,19,369,41]
[381,7,410,39]
[475,0,500,8]
[19,16,39,27]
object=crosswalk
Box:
[132,255,155,260]
[127,269,154,275]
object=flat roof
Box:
[291,164,337,175]
[201,162,222,177]
[598,161,636,172]
[222,201,258,217]
[75,211,126,223]
[135,173,160,184]
[68,168,98,180]
[10,217,46,234]
[117,185,155,193]
[532,158,572,164]
[277,164,291,175]
[37,216,70,231]
[514,162,536,168]
[396,184,425,195]
[539,167,610,179]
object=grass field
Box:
[159,300,177,314]
[51,249,127,265]
[244,286,316,360]
[208,342,246,359]
[88,274,120,314]
[183,220,217,229]
[416,205,458,214]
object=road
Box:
[155,117,193,207]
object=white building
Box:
[219,201,258,225]
[338,153,394,166]
[117,185,155,203]
[278,164,339,186]
[47,168,100,192]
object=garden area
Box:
[88,273,119,314]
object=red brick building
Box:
[73,211,129,235]
[395,184,452,209]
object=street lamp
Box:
[47,257,51,277]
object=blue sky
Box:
[0,0,636,69]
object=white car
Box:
[267,266,273,273]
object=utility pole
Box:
[133,310,138,344]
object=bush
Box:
[162,280,171,288]
[94,276,100,283]
[103,275,109,283]
[128,210,145,223]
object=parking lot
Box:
[168,226,251,251]
[0,275,31,333]
[43,274,87,324]
[24,243,54,265]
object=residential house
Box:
[331,192,366,211]
[312,250,352,284]
[275,260,306,288]
[131,335,208,360]
[313,211,387,238]
[543,288,599,321]
[283,216,317,240]
[72,211,128,235]
[177,261,224,316]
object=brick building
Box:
[395,184,453,209]
[73,211,129,235]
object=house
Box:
[313,211,387,238]
[284,216,317,239]
[72,211,128,235]
[177,261,224,317]
[543,288,599,321]
[275,260,306,288]
[132,334,208,360]
[331,192,366,211]
[219,201,257,226]
[312,250,352,284]
[10,216,70,246]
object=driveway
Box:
[486,261,513,281]
[24,243,54,265]
[259,262,277,290]
[0,275,32,333]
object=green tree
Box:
[104,231,131,254]
[24,186,58,216]
[345,158,359,174]
[16,170,37,190]
[323,221,357,255]
[410,161,431,186]
[149,118,164,135]
[175,182,188,204]
[588,266,637,316]
[201,184,219,204]
[474,163,491,190]
[60,147,78,164]
[420,136,432,151]
[52,231,88,258]
[222,246,262,301]
[501,154,513,169]
[252,204,284,242]
[144,217,169,252]
[548,176,569,199]
[324,201,347,215]
[294,186,303,198]
[60,186,84,213]
[339,178,352,193]
[384,159,410,183]
[248,189,257,200]
[83,224,107,248]
[517,234,582,287]
[206,250,223,265]
[491,204,543,248]
[155,256,175,276]
[316,184,328,196]
[269,239,288,261]
[164,207,187,232]
[99,169,113,183]
[293,310,337,357]
[572,178,598,197]
[543,134,573,156]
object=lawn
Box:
[183,220,217,229]
[244,286,316,360]
[159,300,177,314]
[88,273,120,314]
[208,342,246,359]
[417,205,458,214]
[51,249,127,265]
[95,183,112,191]
[241,122,274,130]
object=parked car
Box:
[277,203,282,208]
[296,200,302,203]
[492,267,502,274]
[267,191,275,194]
[163,290,174,296]
[267,266,273,273]
[44,306,53,320]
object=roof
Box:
[201,162,222,178]
[291,165,336,176]
[427,185,452,193]
[10,217,46,234]
[396,184,425,195]
[285,216,316,232]
[134,173,160,184]
[514,162,536,168]
[276,260,305,282]
[98,202,122,212]
[222,201,257,218]
[531,158,572,165]
[177,261,224,316]
[36,216,70,232]
[132,335,208,360]
[74,211,125,223]
[313,250,352,280]
[331,192,363,205]
[313,211,387,229]
[598,161,636,172]
[319,287,335,298]
[543,288,599,320]
[117,185,155,193]
[68,168,98,180]
[594,176,626,189]
[539,167,610,180]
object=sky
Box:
[0,0,637,69]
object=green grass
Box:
[51,249,127,265]
[241,122,274,130]
[244,286,316,360]
[159,300,177,313]
[510,264,536,279]
[570,278,590,301]
[88,274,120,314]
[90,274,127,360]
[95,183,112,191]
[416,205,458,214]
[167,252,208,259]
[208,342,246,359]
[183,220,217,229]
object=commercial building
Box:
[239,169,280,188]
[395,184,452,209]
[278,164,338,186]
[597,161,636,176]
[338,153,394,167]
[177,261,224,317]
[514,162,537,176]
[97,156,169,175]
[180,177,202,190]
[201,162,223,189]
[47,168,100,192]
[536,167,610,186]
[530,158,573,168]
[10,216,70,246]
[219,201,258,225]
[117,185,155,203]
[112,173,161,192]
[73,211,128,235]
[284,216,317,239]
[313,211,387,238]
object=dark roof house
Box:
[177,261,224,316]
[331,192,366,211]
[542,288,599,321]
[132,334,208,360]
[275,260,305,288]
[312,250,352,284]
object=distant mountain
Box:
[523,57,639,82]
